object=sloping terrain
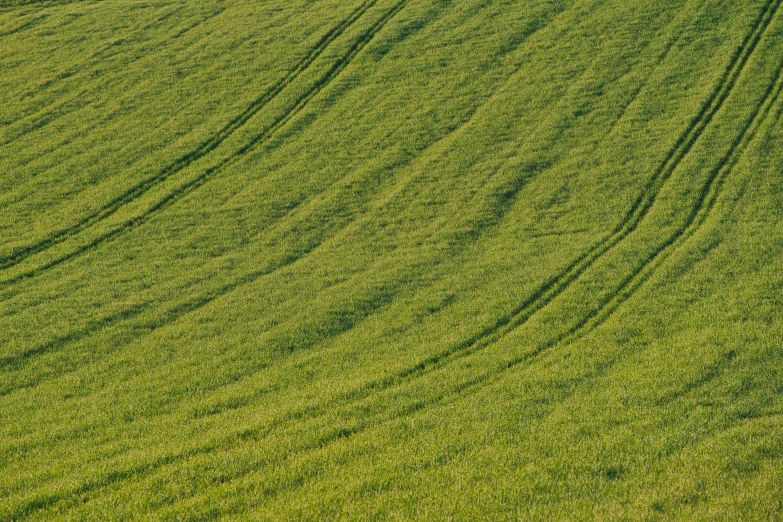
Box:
[1,0,783,519]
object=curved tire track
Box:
[0,0,404,296]
[192,61,783,503]
[3,2,412,514]
[172,0,783,494]
[0,0,408,296]
[311,0,783,468]
[0,0,654,390]
[560,58,783,345]
[368,64,783,458]
[5,1,778,516]
[277,0,783,436]
[0,0,381,272]
[21,14,783,507]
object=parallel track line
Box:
[0,0,381,272]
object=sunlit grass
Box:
[1,0,782,519]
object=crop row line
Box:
[298,0,783,489]
[563,55,783,345]
[0,0,403,298]
[402,63,783,457]
[8,0,772,441]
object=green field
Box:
[2,0,783,519]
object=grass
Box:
[2,0,783,519]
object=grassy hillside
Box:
[2,0,783,519]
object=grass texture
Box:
[2,0,783,519]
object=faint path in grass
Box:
[0,0,699,419]
[0,0,92,8]
[188,6,783,505]
[0,11,46,36]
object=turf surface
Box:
[2,0,783,519]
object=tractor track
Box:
[417,52,783,432]
[3,1,412,514]
[171,57,783,503]
[561,57,783,345]
[0,0,383,273]
[0,0,405,298]
[0,0,412,391]
[254,0,783,453]
[4,0,779,516]
[0,0,585,393]
[0,0,676,388]
[149,0,783,500]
